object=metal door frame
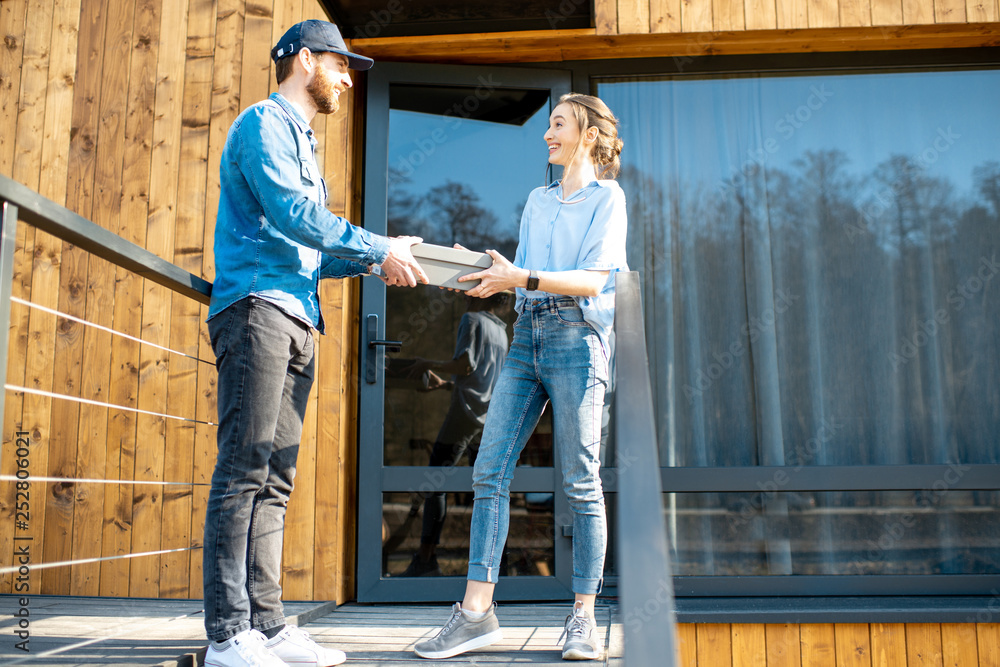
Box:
[357,62,575,602]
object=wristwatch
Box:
[526,270,540,291]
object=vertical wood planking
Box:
[965,0,998,21]
[675,623,697,666]
[808,0,841,26]
[98,0,153,598]
[715,0,747,31]
[0,0,29,176]
[766,623,801,666]
[934,0,967,21]
[240,0,273,113]
[682,0,715,33]
[776,0,810,27]
[269,0,302,97]
[902,0,936,22]
[13,0,59,597]
[43,0,114,597]
[840,0,873,25]
[189,0,246,599]
[618,0,652,32]
[871,0,904,24]
[906,624,944,666]
[650,0,683,32]
[977,624,1000,666]
[745,0,779,30]
[53,1,111,595]
[870,622,907,667]
[835,623,873,667]
[159,0,215,600]
[732,623,767,667]
[940,623,978,667]
[595,0,620,34]
[696,623,733,665]
[339,73,367,603]
[11,0,55,194]
[313,42,354,601]
[800,624,837,666]
[129,0,188,598]
[0,0,32,594]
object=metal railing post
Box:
[614,271,678,666]
[0,200,19,443]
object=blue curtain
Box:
[599,68,1000,576]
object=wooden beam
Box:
[350,23,1000,64]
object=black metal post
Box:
[0,201,19,445]
[614,271,678,666]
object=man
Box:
[203,20,427,667]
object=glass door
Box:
[358,63,574,602]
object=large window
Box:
[597,65,1000,581]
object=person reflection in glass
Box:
[402,292,511,577]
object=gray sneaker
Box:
[414,602,503,659]
[560,604,603,660]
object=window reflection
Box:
[599,69,1000,468]
[663,490,1000,576]
[382,492,556,578]
[382,87,555,468]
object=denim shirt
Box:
[514,179,629,354]
[208,93,389,333]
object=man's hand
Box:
[380,236,429,287]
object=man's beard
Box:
[308,65,341,115]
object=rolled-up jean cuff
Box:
[572,576,603,595]
[208,620,251,643]
[467,564,501,584]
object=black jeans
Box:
[203,297,315,641]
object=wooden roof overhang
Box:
[350,24,1000,65]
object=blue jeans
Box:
[203,297,315,641]
[468,297,609,594]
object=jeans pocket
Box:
[209,303,239,368]
[555,303,588,326]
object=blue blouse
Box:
[514,179,629,354]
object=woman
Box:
[415,93,627,662]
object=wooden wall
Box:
[0,0,361,603]
[675,622,1000,665]
[595,0,1000,34]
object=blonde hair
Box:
[557,93,623,180]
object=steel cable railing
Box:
[613,271,678,666]
[0,174,214,586]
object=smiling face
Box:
[544,102,586,168]
[307,52,352,115]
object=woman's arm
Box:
[460,249,608,299]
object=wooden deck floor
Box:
[0,596,622,666]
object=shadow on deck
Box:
[0,595,623,666]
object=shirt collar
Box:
[545,179,601,194]
[269,92,313,137]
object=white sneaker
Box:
[265,625,347,667]
[205,629,289,667]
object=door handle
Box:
[365,314,402,384]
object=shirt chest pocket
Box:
[299,158,318,186]
[299,158,328,204]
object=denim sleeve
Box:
[577,186,628,272]
[235,107,390,265]
[320,254,368,279]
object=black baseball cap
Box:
[270,20,374,71]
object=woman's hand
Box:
[460,249,526,298]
